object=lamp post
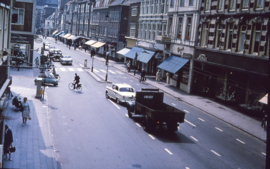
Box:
[134,52,138,76]
[91,48,95,72]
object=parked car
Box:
[34,72,58,86]
[44,42,50,51]
[60,55,73,65]
[105,83,135,104]
[49,46,56,50]
[48,49,62,61]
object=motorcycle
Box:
[12,95,22,110]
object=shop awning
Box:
[67,35,75,40]
[259,94,268,105]
[137,50,155,63]
[52,30,58,35]
[85,40,97,46]
[91,42,105,48]
[117,48,131,56]
[157,55,189,74]
[71,36,82,40]
[63,33,71,38]
[59,33,66,37]
[55,32,62,36]
[124,47,144,59]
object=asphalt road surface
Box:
[36,40,266,169]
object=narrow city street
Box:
[39,39,266,169]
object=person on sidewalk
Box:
[156,69,161,82]
[21,97,31,125]
[140,69,146,82]
[91,49,95,58]
[4,125,13,161]
[261,111,267,131]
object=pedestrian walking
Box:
[261,112,267,131]
[4,125,13,161]
[126,60,131,72]
[21,97,31,125]
[156,69,161,82]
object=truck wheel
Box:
[128,110,132,118]
[143,115,150,131]
[167,122,177,133]
[116,98,120,104]
[105,91,109,99]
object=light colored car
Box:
[48,49,62,61]
[106,83,135,104]
[44,42,50,51]
[60,55,73,65]
[34,72,58,86]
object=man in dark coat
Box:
[4,125,13,161]
[140,69,146,82]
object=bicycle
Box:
[68,82,82,92]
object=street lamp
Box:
[134,52,138,76]
[91,47,95,72]
[105,50,109,81]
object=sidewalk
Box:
[3,63,57,168]
[46,36,266,142]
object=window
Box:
[185,17,192,40]
[157,24,162,36]
[201,23,209,47]
[148,24,151,40]
[162,24,166,36]
[218,0,224,10]
[238,25,247,52]
[252,24,262,54]
[180,0,184,7]
[177,18,183,39]
[115,11,119,21]
[168,18,173,36]
[170,0,175,7]
[205,0,211,11]
[132,7,138,16]
[229,0,236,10]
[256,0,264,8]
[215,24,223,48]
[152,24,156,40]
[242,0,249,9]
[130,24,136,37]
[189,0,194,6]
[226,24,234,50]
[12,8,24,25]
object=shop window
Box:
[172,73,178,80]
[130,24,136,38]
[185,17,192,41]
[218,0,224,10]
[132,7,138,16]
[12,8,24,25]
[177,18,183,39]
[180,0,185,7]
[182,70,189,85]
[11,43,30,66]
[205,0,211,12]
[238,25,247,52]
[251,24,262,54]
[201,23,209,47]
[226,23,234,51]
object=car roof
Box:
[62,55,71,57]
[113,83,133,88]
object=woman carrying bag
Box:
[21,97,31,125]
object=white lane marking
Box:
[100,69,106,73]
[184,110,189,113]
[236,139,245,144]
[164,148,173,155]
[109,70,116,74]
[135,123,141,127]
[60,68,66,71]
[77,68,83,72]
[215,127,223,132]
[42,106,48,108]
[93,69,99,72]
[69,68,75,71]
[108,99,120,109]
[148,134,155,140]
[262,152,266,155]
[185,119,196,127]
[124,77,127,79]
[89,71,101,81]
[130,80,133,82]
[125,114,128,117]
[172,103,176,106]
[185,167,190,169]
[116,71,123,74]
[198,118,205,122]
[136,84,139,86]
[211,150,221,156]
[190,136,198,142]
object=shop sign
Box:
[11,33,34,44]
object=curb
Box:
[111,65,266,143]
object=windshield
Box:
[119,88,134,92]
[55,50,61,53]
[63,55,71,58]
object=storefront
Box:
[117,48,131,63]
[11,33,34,68]
[124,47,144,69]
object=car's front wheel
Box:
[116,98,120,104]
[105,91,109,99]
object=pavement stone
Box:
[3,63,56,168]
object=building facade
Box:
[44,12,56,36]
[194,0,269,112]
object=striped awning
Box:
[85,40,97,46]
[91,42,105,48]
[63,34,71,38]
[67,35,75,40]
[52,30,58,35]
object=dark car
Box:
[48,49,62,61]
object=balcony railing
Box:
[156,35,171,44]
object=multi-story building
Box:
[194,0,269,111]
[11,0,36,68]
[37,0,58,7]
[156,0,201,93]
[36,6,57,34]
[132,0,169,75]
